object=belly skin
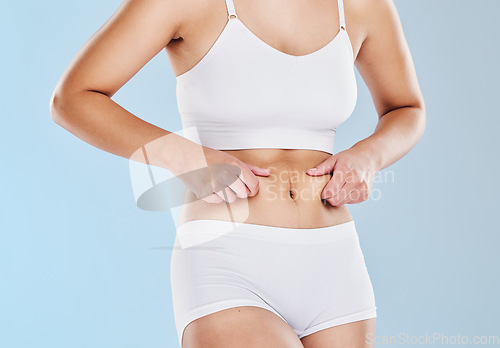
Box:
[177,148,353,228]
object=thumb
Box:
[306,155,338,176]
[242,162,272,177]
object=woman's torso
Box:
[166,0,363,228]
[177,149,354,228]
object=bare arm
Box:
[49,0,193,173]
[350,0,426,171]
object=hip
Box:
[170,218,376,340]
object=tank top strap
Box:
[224,0,238,19]
[337,0,346,30]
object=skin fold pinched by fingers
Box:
[309,148,380,206]
[322,170,345,200]
[211,163,245,202]
[175,162,252,203]
[175,166,215,201]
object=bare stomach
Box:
[177,148,353,229]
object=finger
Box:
[306,155,337,176]
[202,193,224,204]
[322,170,345,200]
[347,184,370,204]
[335,186,357,206]
[238,165,261,197]
[212,162,258,198]
[224,186,238,203]
[334,173,367,205]
[215,186,237,203]
[328,182,355,206]
[211,164,239,188]
[177,166,216,200]
[228,177,249,199]
[212,169,247,200]
[244,162,272,177]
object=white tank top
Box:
[176,0,357,155]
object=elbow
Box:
[403,97,427,141]
[49,90,67,125]
[49,88,82,128]
[407,101,426,148]
[49,93,59,124]
[416,100,427,140]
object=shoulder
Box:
[345,0,401,44]
[115,0,212,39]
[175,0,227,39]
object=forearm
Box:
[50,90,196,174]
[350,106,426,171]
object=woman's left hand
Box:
[306,147,379,206]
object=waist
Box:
[177,148,353,228]
[175,219,358,249]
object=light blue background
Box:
[1,0,499,347]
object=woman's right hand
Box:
[173,144,272,204]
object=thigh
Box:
[300,318,376,348]
[182,306,305,348]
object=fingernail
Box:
[307,168,317,172]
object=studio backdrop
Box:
[1,0,499,347]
